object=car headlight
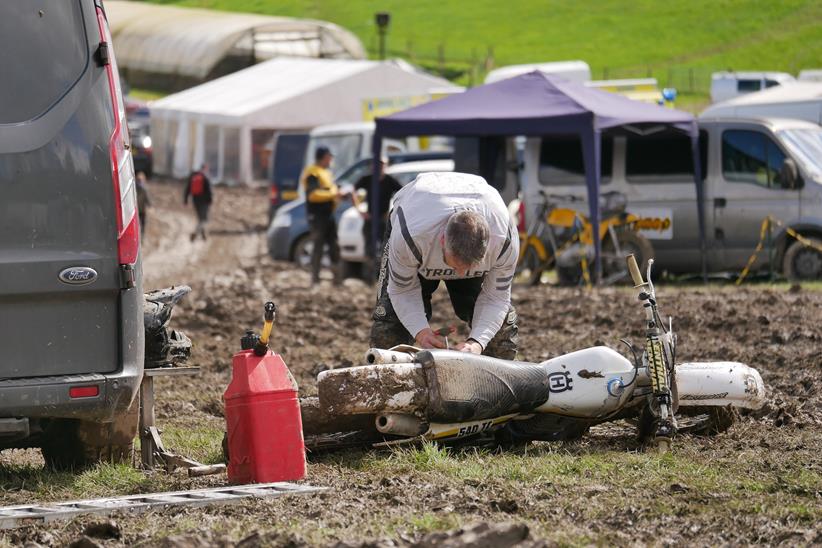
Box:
[270,213,291,229]
[142,135,152,149]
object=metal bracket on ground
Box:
[139,366,225,476]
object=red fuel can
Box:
[224,348,305,484]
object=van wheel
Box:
[783,238,822,281]
[41,398,138,471]
[292,235,313,269]
[341,260,363,280]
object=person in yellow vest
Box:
[301,146,343,285]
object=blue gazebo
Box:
[370,71,705,281]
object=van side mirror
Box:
[780,158,801,190]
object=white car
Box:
[339,159,454,277]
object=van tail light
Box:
[96,7,139,265]
[270,184,279,205]
[517,200,526,233]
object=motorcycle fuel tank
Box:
[535,347,635,417]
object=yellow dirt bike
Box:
[516,190,654,285]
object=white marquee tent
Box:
[150,58,458,184]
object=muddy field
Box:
[2,180,821,547]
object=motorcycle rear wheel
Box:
[602,228,654,284]
[514,246,544,286]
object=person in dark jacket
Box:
[184,163,213,242]
[300,147,342,285]
[354,157,402,258]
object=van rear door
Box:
[0,1,126,379]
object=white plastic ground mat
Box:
[0,482,325,528]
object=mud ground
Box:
[3,180,821,546]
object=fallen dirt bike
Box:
[305,255,766,452]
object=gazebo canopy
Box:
[371,71,705,280]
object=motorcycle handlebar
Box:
[626,254,644,286]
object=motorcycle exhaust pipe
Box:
[375,413,426,436]
[365,348,416,365]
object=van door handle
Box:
[714,198,727,208]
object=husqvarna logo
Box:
[59,267,98,286]
[548,372,573,393]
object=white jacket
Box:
[386,172,518,347]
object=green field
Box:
[148,0,822,108]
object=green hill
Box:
[145,0,822,109]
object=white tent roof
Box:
[702,82,822,115]
[105,1,366,79]
[151,58,459,128]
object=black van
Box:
[0,1,144,468]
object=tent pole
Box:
[581,128,602,284]
[371,133,384,262]
[691,130,707,282]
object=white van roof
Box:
[310,121,375,136]
[711,71,795,82]
[485,61,591,84]
[701,83,822,119]
[699,116,821,132]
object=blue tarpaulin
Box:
[371,71,705,281]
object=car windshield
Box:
[309,134,363,175]
[778,129,822,180]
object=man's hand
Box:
[455,339,483,354]
[414,327,447,349]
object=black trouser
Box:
[309,212,339,283]
[368,220,518,359]
[192,201,210,240]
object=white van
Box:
[701,83,822,126]
[710,71,795,103]
[520,117,822,279]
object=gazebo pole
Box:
[370,133,384,260]
[581,127,603,284]
[691,131,708,282]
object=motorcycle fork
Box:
[641,296,676,450]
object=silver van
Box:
[0,1,144,468]
[521,117,822,279]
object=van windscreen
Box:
[0,1,88,124]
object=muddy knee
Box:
[369,319,412,349]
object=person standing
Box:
[184,163,213,242]
[369,172,519,359]
[301,147,342,285]
[354,157,402,279]
[135,171,151,239]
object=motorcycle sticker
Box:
[548,371,573,393]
